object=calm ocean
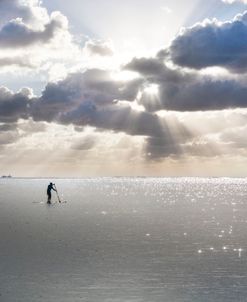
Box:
[0,177,247,302]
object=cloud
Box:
[2,71,247,161]
[0,56,34,68]
[125,57,165,76]
[1,63,247,158]
[0,118,46,147]
[0,0,33,25]
[0,69,181,159]
[168,11,247,72]
[0,12,67,48]
[222,0,247,3]
[0,0,54,28]
[2,2,247,169]
[33,71,174,154]
[145,136,181,160]
[61,101,191,160]
[0,86,31,123]
[28,68,198,160]
[3,3,247,161]
[0,129,20,145]
[17,118,47,133]
[67,104,163,137]
[0,0,80,75]
[83,40,114,57]
[31,69,142,122]
[161,6,172,14]
[71,135,96,150]
[220,124,247,148]
[126,57,247,111]
[0,123,17,132]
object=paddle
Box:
[54,184,61,203]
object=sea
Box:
[0,177,247,302]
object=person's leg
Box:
[47,193,51,204]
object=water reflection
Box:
[0,177,247,301]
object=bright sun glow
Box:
[111,70,139,82]
[144,84,159,95]
[2,0,247,177]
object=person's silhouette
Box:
[47,182,56,204]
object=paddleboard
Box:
[32,201,67,205]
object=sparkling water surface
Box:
[1,178,247,302]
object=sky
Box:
[1,0,247,177]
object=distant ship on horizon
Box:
[1,175,12,178]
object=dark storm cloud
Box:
[59,101,163,138]
[32,68,161,137]
[0,68,142,130]
[64,101,192,160]
[31,69,142,122]
[158,74,247,111]
[0,14,65,48]
[0,64,231,160]
[0,87,31,123]
[30,68,186,159]
[168,11,247,72]
[29,68,184,159]
[125,57,247,112]
[84,40,114,56]
[1,63,246,160]
[125,57,165,76]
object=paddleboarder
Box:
[47,182,56,204]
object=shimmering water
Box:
[1,178,247,302]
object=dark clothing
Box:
[47,183,55,203]
[47,183,55,194]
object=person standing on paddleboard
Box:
[47,182,56,204]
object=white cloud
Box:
[83,39,114,57]
[222,0,247,3]
[161,6,172,14]
[0,0,82,78]
[47,63,68,82]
